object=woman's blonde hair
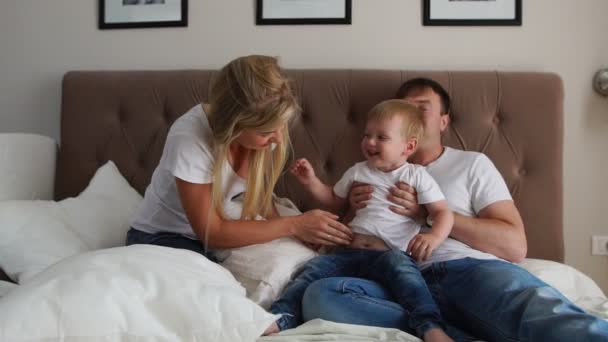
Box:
[207,55,298,220]
[367,99,425,141]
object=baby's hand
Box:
[406,233,443,262]
[289,158,317,185]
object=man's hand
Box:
[347,182,373,209]
[406,233,443,262]
[388,182,427,224]
[289,158,317,186]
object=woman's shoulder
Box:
[168,104,212,140]
[164,104,215,155]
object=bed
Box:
[0,70,606,342]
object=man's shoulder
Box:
[443,147,492,168]
[445,147,485,160]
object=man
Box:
[300,78,608,341]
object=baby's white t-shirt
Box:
[130,104,246,239]
[333,161,445,251]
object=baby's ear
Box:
[404,138,418,155]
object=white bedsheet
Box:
[258,319,421,342]
[256,296,608,342]
[0,246,606,342]
[0,280,16,298]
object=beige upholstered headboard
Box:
[56,70,564,262]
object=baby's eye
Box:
[379,135,388,140]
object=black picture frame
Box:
[256,0,351,25]
[99,0,188,30]
[423,0,521,26]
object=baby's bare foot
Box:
[424,328,454,342]
[263,321,280,336]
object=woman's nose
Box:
[273,130,283,144]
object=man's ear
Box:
[439,113,450,133]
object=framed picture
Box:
[99,0,188,29]
[256,0,351,25]
[423,0,521,26]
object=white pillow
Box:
[0,161,142,283]
[0,280,16,298]
[221,196,318,309]
[0,245,278,342]
[519,258,607,302]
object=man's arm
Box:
[388,183,527,263]
[450,200,527,263]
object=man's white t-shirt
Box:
[418,147,513,269]
[333,161,445,251]
[130,104,246,240]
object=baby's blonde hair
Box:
[207,55,299,220]
[367,99,425,141]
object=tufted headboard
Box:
[56,70,564,262]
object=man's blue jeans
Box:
[302,257,608,342]
[270,248,446,337]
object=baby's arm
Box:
[407,200,453,262]
[290,158,346,212]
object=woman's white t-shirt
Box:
[130,104,246,240]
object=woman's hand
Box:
[388,182,427,223]
[348,182,373,210]
[292,209,353,246]
[289,158,317,186]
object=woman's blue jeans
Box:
[126,228,217,262]
[302,257,608,342]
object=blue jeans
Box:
[270,248,445,337]
[126,228,217,262]
[302,257,608,342]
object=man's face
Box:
[402,88,449,147]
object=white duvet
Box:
[0,245,278,342]
[0,245,606,342]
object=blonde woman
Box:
[127,55,353,260]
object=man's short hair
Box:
[395,78,451,115]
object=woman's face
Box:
[235,123,285,150]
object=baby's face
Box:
[361,116,408,172]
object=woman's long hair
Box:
[206,55,298,220]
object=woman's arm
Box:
[176,178,353,249]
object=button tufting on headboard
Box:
[57,70,564,262]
